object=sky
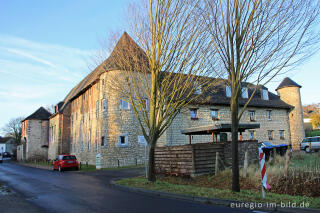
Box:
[0,0,319,134]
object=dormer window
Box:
[194,82,201,94]
[262,89,269,100]
[241,87,248,98]
[226,86,231,97]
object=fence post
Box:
[215,152,219,175]
[308,141,312,153]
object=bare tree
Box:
[2,117,24,145]
[203,0,320,192]
[45,104,56,114]
[103,0,216,182]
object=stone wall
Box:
[164,105,291,146]
[277,87,305,150]
[70,71,147,167]
[223,141,259,166]
[24,120,48,160]
[48,113,60,160]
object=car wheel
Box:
[305,146,311,153]
[58,165,62,172]
[75,167,79,171]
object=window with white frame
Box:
[138,135,147,146]
[102,99,108,111]
[96,100,99,117]
[262,89,269,100]
[241,87,248,98]
[142,99,148,110]
[226,86,231,97]
[95,130,98,149]
[211,109,219,120]
[279,130,285,140]
[267,110,272,120]
[249,130,255,140]
[120,99,130,110]
[118,134,128,147]
[268,130,274,140]
[190,108,198,120]
[101,136,105,146]
[194,82,201,94]
[249,111,255,121]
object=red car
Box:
[53,155,79,172]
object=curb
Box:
[12,162,52,170]
[110,179,320,213]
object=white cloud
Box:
[0,34,97,131]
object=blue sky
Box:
[0,0,319,134]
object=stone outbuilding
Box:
[19,107,52,161]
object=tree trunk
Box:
[231,97,240,192]
[147,140,156,182]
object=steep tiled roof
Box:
[58,32,292,111]
[60,32,148,110]
[276,77,301,91]
[22,107,52,122]
[189,78,292,109]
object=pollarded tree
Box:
[203,0,320,192]
[104,0,217,182]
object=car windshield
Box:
[263,142,274,146]
[63,156,76,160]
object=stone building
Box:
[276,77,305,150]
[25,32,304,167]
[19,107,51,160]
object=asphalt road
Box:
[0,161,252,213]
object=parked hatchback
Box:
[300,136,320,153]
[53,155,79,172]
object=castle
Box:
[18,33,305,167]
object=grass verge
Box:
[116,176,320,208]
[78,164,144,172]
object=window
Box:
[194,82,201,94]
[226,86,231,97]
[279,130,285,140]
[138,135,147,146]
[241,87,248,98]
[211,109,219,120]
[249,130,255,140]
[96,100,99,117]
[190,108,198,120]
[249,111,255,122]
[262,89,269,100]
[118,134,128,147]
[102,99,108,111]
[142,99,148,110]
[101,136,105,146]
[268,130,273,140]
[120,99,130,110]
[267,110,272,120]
[95,130,98,149]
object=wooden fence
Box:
[155,143,225,176]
